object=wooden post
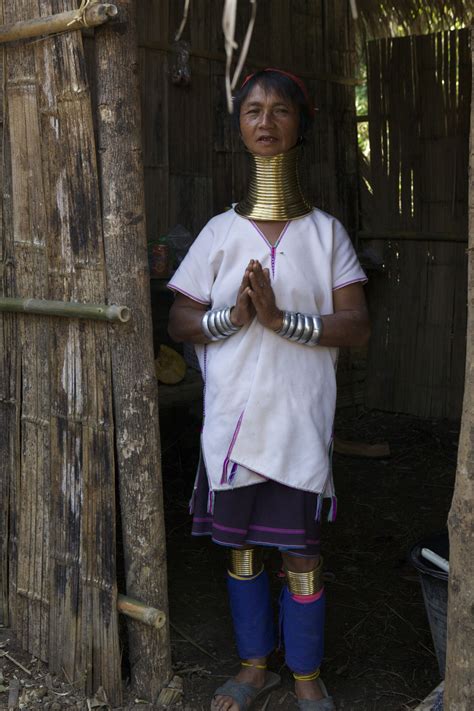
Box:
[445,28,474,711]
[94,0,172,701]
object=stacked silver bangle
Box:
[202,306,241,341]
[275,311,323,346]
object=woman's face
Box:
[239,84,300,156]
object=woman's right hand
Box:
[230,260,256,327]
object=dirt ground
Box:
[0,409,456,711]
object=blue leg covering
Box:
[281,586,325,674]
[227,569,276,659]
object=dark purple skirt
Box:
[190,459,322,557]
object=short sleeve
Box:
[167,224,215,305]
[332,220,367,291]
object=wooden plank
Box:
[140,48,169,169]
[169,173,213,237]
[136,0,168,46]
[94,0,172,700]
[168,55,211,175]
[144,166,169,241]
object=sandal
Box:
[297,678,336,711]
[211,671,280,711]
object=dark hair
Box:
[232,70,314,138]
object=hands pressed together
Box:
[230,259,283,332]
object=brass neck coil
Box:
[235,145,312,221]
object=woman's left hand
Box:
[248,260,283,331]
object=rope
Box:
[222,0,257,113]
[349,0,358,20]
[66,0,94,29]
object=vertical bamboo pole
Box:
[0,1,14,628]
[445,28,474,711]
[94,0,172,701]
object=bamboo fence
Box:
[361,29,471,418]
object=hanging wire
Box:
[230,0,257,91]
[174,0,191,42]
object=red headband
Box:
[240,68,315,117]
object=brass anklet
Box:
[293,668,320,682]
[285,557,324,596]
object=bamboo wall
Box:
[360,29,471,418]
[0,1,122,697]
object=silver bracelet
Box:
[275,311,323,346]
[202,306,241,341]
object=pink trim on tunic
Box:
[333,277,368,291]
[167,283,210,305]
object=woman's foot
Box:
[211,661,267,711]
[295,678,326,702]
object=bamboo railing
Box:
[0,4,118,44]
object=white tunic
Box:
[168,208,366,498]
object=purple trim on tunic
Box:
[250,220,290,279]
[248,524,306,534]
[167,283,210,305]
[213,522,248,535]
[333,277,368,291]
[221,411,244,484]
[191,457,322,557]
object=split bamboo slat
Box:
[4,0,51,662]
[94,0,172,699]
[1,0,122,702]
[0,2,16,628]
[362,29,470,418]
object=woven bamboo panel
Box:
[362,29,470,418]
[0,0,121,700]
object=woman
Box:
[168,69,370,711]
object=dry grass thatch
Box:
[356,0,473,38]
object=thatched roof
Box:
[356,0,473,38]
